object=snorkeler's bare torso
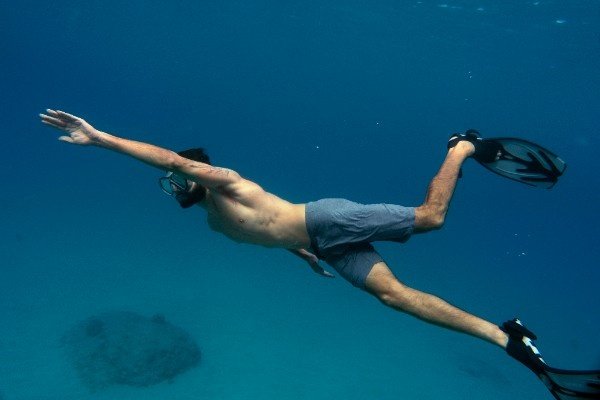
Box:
[201,179,310,249]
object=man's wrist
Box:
[94,130,116,148]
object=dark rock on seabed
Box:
[61,311,201,390]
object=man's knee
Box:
[373,280,415,310]
[415,205,446,231]
[365,262,415,310]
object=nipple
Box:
[239,218,245,224]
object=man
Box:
[40,109,599,399]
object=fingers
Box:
[40,109,80,124]
[40,114,67,128]
[310,263,334,278]
[56,110,79,122]
[41,119,74,142]
[40,109,77,144]
[58,136,75,143]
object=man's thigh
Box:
[364,262,401,296]
[322,243,383,290]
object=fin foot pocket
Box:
[501,318,546,375]
[447,129,502,163]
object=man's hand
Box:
[40,109,101,146]
[288,249,335,278]
[306,253,335,278]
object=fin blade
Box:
[476,137,567,189]
[544,368,600,399]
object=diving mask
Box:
[158,172,189,195]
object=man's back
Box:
[201,177,310,249]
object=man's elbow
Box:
[167,153,186,172]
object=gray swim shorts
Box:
[305,198,415,290]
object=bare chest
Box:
[205,195,249,230]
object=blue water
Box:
[1,1,599,399]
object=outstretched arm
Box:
[40,109,240,188]
[288,249,335,278]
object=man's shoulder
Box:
[214,177,264,197]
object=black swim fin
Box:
[501,319,600,399]
[448,130,567,188]
[544,367,600,399]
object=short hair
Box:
[174,148,210,209]
[177,148,210,165]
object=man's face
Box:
[175,182,206,208]
[159,173,205,208]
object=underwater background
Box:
[1,1,599,399]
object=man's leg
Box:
[414,141,473,232]
[365,262,509,347]
[363,142,508,347]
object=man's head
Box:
[178,148,210,165]
[159,148,210,209]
